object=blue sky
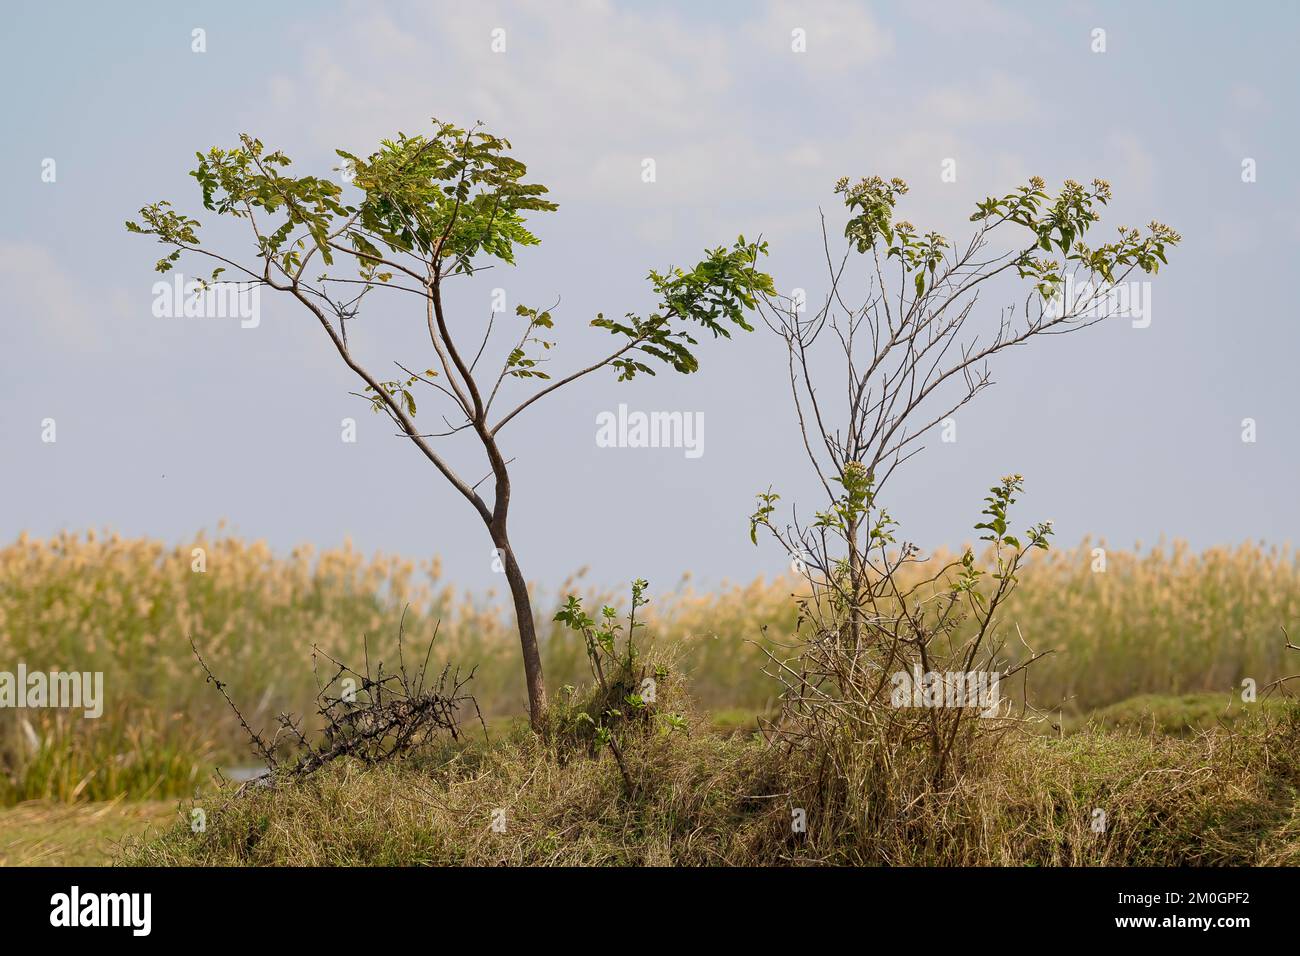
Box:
[2,0,1296,596]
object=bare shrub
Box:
[748,174,1179,845]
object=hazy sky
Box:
[3,0,1296,597]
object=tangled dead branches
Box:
[191,609,482,788]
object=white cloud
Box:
[1105,131,1156,194]
[236,2,1045,245]
[904,0,1033,37]
[920,71,1043,127]
[0,240,109,352]
[1229,82,1267,114]
[251,1,747,208]
[745,0,894,71]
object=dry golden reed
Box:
[2,529,1296,801]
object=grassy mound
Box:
[121,694,1300,867]
[1067,692,1292,736]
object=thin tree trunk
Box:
[491,524,547,731]
[846,513,863,650]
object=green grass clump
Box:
[1061,692,1292,736]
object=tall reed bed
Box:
[1,530,1295,801]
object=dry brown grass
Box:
[119,679,1300,867]
[0,799,176,866]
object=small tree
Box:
[750,175,1179,793]
[128,120,774,731]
